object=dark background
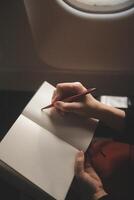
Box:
[0,1,36,199]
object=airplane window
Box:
[63,0,134,13]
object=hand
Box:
[75,151,107,200]
[52,82,100,118]
[52,82,125,131]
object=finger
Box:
[85,164,101,181]
[85,161,92,170]
[84,154,99,178]
[51,90,57,103]
[54,101,84,113]
[51,89,62,104]
[75,151,85,176]
[52,82,87,105]
[51,84,73,104]
[56,82,87,96]
[84,156,96,175]
[56,108,65,116]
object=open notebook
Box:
[0,81,98,200]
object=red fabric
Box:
[87,138,130,178]
[86,138,134,199]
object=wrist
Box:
[93,101,125,131]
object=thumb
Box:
[54,101,83,113]
[75,151,85,177]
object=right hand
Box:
[52,82,100,118]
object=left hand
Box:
[75,151,107,200]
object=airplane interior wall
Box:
[0,0,134,96]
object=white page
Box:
[0,115,78,200]
[100,95,128,108]
[23,82,98,151]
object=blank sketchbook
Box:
[0,82,98,200]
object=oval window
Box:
[63,0,134,13]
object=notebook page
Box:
[0,115,78,200]
[23,82,98,151]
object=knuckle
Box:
[56,83,63,89]
[79,171,84,177]
[62,104,68,110]
[74,82,86,91]
[74,82,82,87]
[62,103,73,112]
[76,171,84,178]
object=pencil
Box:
[41,87,96,110]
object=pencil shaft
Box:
[41,88,96,110]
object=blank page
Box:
[0,115,78,200]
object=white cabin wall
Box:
[0,0,134,96]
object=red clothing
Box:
[91,107,134,200]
